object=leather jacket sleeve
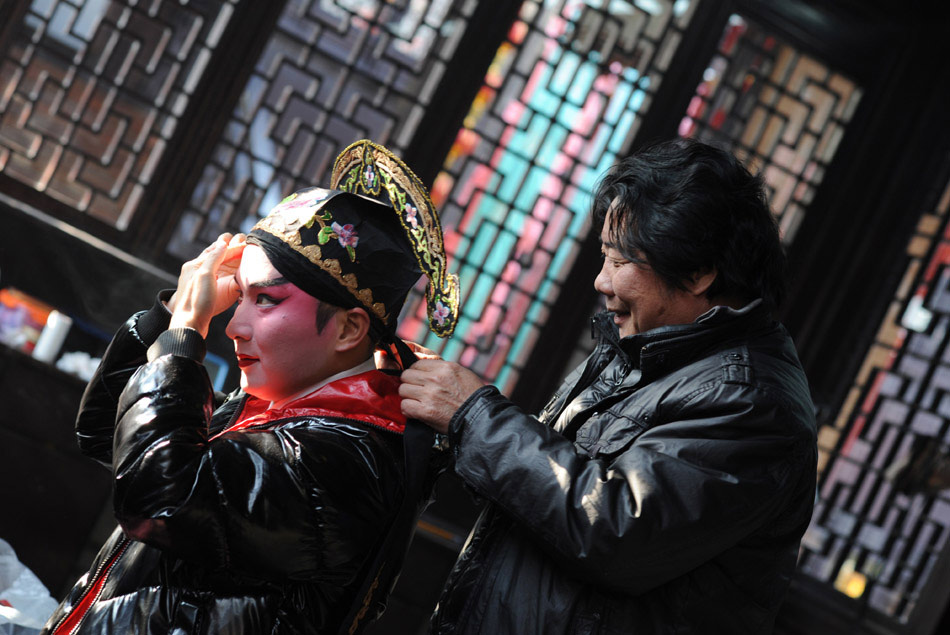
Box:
[449,384,815,596]
[75,293,173,466]
[109,352,403,582]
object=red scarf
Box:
[212,370,406,439]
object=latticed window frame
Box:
[793,154,950,631]
[0,0,508,268]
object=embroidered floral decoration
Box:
[404,203,419,228]
[363,165,377,189]
[332,222,359,261]
[432,300,450,325]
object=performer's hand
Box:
[399,359,485,433]
[168,234,246,337]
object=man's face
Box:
[594,211,712,337]
[226,245,338,403]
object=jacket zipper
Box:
[50,537,131,634]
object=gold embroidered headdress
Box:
[247,140,459,343]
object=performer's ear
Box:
[335,307,370,353]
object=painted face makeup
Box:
[225,245,340,403]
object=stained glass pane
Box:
[680,14,862,244]
[396,0,698,393]
[0,0,237,229]
[168,0,478,259]
[797,158,950,625]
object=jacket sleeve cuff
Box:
[147,327,207,363]
[132,290,175,346]
[448,385,500,455]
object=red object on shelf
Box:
[0,287,54,354]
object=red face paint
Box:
[226,245,339,403]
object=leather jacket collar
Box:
[595,300,771,379]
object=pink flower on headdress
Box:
[332,222,358,249]
[433,300,450,325]
[404,203,419,228]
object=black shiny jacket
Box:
[432,302,817,634]
[42,301,406,634]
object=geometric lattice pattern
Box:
[680,14,862,244]
[395,0,698,393]
[797,159,950,625]
[0,0,236,229]
[168,0,477,259]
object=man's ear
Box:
[687,267,717,297]
[335,307,371,353]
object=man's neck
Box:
[268,357,376,410]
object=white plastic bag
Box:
[0,539,59,634]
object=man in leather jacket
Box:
[43,142,460,634]
[400,138,818,634]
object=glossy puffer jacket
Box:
[42,297,407,634]
[432,301,818,635]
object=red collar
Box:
[215,370,405,438]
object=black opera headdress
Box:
[247,140,459,350]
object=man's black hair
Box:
[593,137,787,309]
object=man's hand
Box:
[374,340,440,370]
[399,359,485,433]
[168,233,246,337]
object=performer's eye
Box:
[256,294,282,307]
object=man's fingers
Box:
[404,340,440,359]
[399,394,449,433]
[399,360,483,433]
[400,364,442,387]
[405,358,443,373]
[399,367,423,386]
[399,397,425,420]
[398,380,428,401]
